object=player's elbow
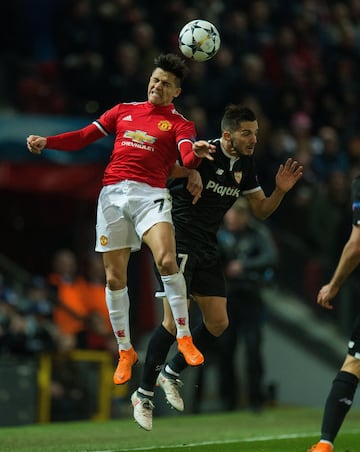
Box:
[350,241,360,259]
[252,210,269,221]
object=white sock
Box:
[161,272,190,338]
[165,364,180,377]
[105,286,131,350]
[138,388,154,398]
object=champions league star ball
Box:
[178,19,221,62]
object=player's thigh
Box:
[133,184,173,248]
[193,295,228,336]
[143,221,176,255]
[96,184,141,252]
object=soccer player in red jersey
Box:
[27,54,215,386]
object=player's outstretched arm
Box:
[247,158,303,220]
[26,124,105,154]
[317,225,360,310]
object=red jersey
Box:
[46,101,200,188]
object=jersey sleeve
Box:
[352,175,360,225]
[95,104,121,134]
[241,157,261,192]
[178,140,201,168]
[46,123,106,151]
[177,119,201,168]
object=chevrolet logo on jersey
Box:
[124,130,157,144]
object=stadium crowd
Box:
[2,0,360,410]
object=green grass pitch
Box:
[1,406,360,451]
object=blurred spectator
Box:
[16,61,68,114]
[197,45,238,130]
[48,249,89,349]
[0,276,57,355]
[287,111,322,156]
[232,52,274,117]
[186,105,212,139]
[306,170,352,299]
[101,42,146,109]
[271,139,318,297]
[255,127,295,196]
[83,253,116,353]
[311,126,349,182]
[220,10,251,60]
[216,198,278,411]
[54,0,105,115]
[247,0,274,52]
[132,22,161,73]
[347,131,360,168]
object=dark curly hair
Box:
[153,53,189,86]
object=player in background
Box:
[26,53,215,387]
[131,105,303,430]
[308,176,360,452]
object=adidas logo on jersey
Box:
[122,115,133,121]
[206,180,240,197]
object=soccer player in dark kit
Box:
[131,104,303,430]
[26,54,215,388]
[308,176,360,452]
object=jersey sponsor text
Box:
[205,180,240,197]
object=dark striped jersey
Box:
[169,138,262,256]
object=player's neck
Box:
[220,137,238,158]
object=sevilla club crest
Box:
[233,171,242,184]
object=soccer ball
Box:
[178,19,221,62]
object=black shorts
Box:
[154,249,226,298]
[348,313,360,358]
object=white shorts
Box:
[95,180,173,253]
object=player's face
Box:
[224,120,259,157]
[148,68,182,106]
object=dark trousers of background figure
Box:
[217,289,265,411]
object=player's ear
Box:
[173,87,182,98]
[223,130,231,141]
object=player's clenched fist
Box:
[26,135,46,154]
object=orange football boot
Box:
[113,347,138,385]
[307,442,334,452]
[177,335,204,366]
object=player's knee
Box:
[105,271,126,291]
[155,253,177,275]
[206,317,229,337]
